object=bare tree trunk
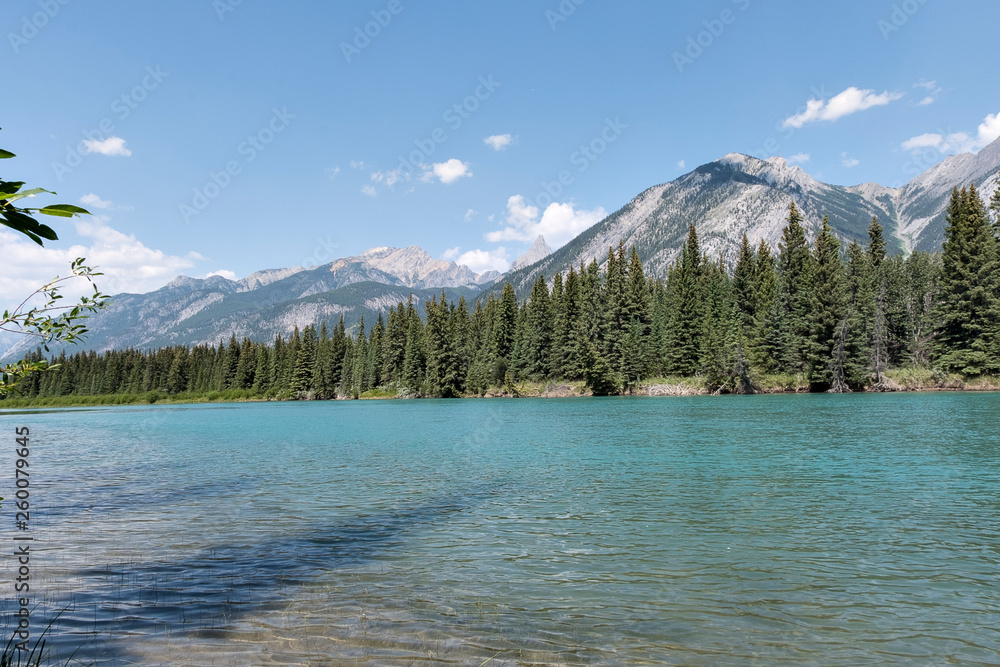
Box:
[829,316,852,394]
[871,276,889,391]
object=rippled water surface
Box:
[2,393,999,665]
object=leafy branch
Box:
[1,130,109,397]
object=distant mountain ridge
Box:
[495,137,1000,294]
[5,137,998,359]
[1,247,491,359]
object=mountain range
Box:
[4,138,999,360]
[498,136,1000,294]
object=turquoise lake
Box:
[1,393,999,665]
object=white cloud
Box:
[841,153,860,168]
[464,208,477,222]
[485,195,607,249]
[782,87,904,128]
[327,166,341,179]
[370,168,408,188]
[483,134,513,151]
[0,220,203,306]
[788,153,811,164]
[350,160,366,169]
[677,159,686,169]
[901,112,1000,155]
[360,184,377,197]
[424,159,472,184]
[442,246,461,261]
[901,133,945,151]
[912,79,941,107]
[205,269,238,280]
[79,193,113,209]
[454,248,509,274]
[81,136,132,157]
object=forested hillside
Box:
[8,186,999,402]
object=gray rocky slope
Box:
[497,136,1000,294]
[6,137,998,357]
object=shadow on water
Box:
[37,479,510,663]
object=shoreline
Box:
[2,370,998,409]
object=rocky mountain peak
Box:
[511,235,553,271]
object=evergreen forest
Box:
[7,186,1000,403]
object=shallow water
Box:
[2,393,999,665]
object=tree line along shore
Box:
[4,185,1000,407]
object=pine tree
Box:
[165,347,189,394]
[933,186,1000,375]
[990,184,1000,238]
[867,216,887,269]
[623,247,652,380]
[561,266,583,378]
[732,233,757,332]
[579,334,619,396]
[664,225,704,375]
[380,303,406,384]
[775,201,813,373]
[402,307,425,393]
[221,335,240,388]
[749,239,777,373]
[234,338,255,389]
[806,217,847,389]
[495,283,517,364]
[522,274,553,378]
[252,343,271,393]
[292,325,317,395]
[845,240,877,385]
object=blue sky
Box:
[2,0,999,300]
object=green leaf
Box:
[0,181,25,198]
[38,204,89,217]
[0,210,53,244]
[4,187,53,203]
[0,149,15,159]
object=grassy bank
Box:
[3,368,998,409]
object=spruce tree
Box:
[402,308,425,393]
[561,266,583,378]
[775,201,813,373]
[990,184,1000,238]
[165,348,188,394]
[749,239,777,373]
[579,334,619,396]
[664,224,704,375]
[522,274,553,378]
[806,217,847,389]
[495,283,517,364]
[624,247,652,378]
[732,233,757,332]
[933,185,1000,375]
[222,335,240,389]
